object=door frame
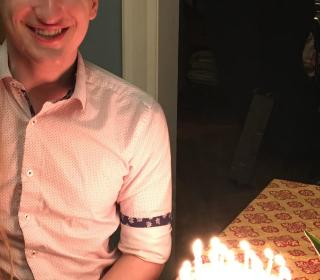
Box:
[122,0,179,277]
[122,0,179,191]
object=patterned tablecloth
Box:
[219,179,320,280]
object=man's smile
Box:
[26,25,69,41]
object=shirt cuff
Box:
[118,223,172,264]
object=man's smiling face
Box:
[0,0,99,64]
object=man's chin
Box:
[27,47,72,65]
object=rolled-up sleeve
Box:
[117,100,172,264]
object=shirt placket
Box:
[17,101,43,279]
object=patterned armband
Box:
[120,213,172,228]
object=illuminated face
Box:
[0,0,99,64]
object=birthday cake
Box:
[176,238,292,280]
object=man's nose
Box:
[34,0,63,25]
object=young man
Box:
[0,0,172,279]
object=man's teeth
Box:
[35,29,63,37]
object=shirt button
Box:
[31,250,37,257]
[27,169,34,177]
[10,81,17,88]
[19,213,31,228]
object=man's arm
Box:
[111,101,172,279]
[102,254,164,280]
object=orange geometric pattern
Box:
[219,179,320,280]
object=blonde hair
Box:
[0,226,14,280]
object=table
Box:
[219,179,320,280]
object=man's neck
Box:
[6,43,78,115]
[7,44,77,93]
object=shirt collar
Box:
[0,40,87,109]
[0,41,13,80]
[72,52,87,110]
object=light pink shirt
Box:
[0,41,172,280]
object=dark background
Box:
[175,0,320,269]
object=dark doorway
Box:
[176,0,319,264]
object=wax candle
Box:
[177,237,292,280]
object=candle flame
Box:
[179,260,192,280]
[177,237,292,280]
[209,237,220,248]
[264,248,274,259]
[275,254,286,267]
[192,239,203,259]
[239,240,250,251]
[264,248,274,275]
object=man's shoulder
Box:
[83,60,155,109]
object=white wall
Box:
[80,0,122,76]
[122,0,179,176]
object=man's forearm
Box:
[102,254,164,280]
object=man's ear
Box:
[89,0,99,20]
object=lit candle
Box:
[275,255,291,280]
[226,249,235,265]
[219,243,228,264]
[249,251,264,280]
[279,266,292,280]
[264,248,274,275]
[192,239,203,277]
[275,254,286,267]
[178,260,193,280]
[239,240,250,270]
[208,237,220,265]
[177,238,292,280]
